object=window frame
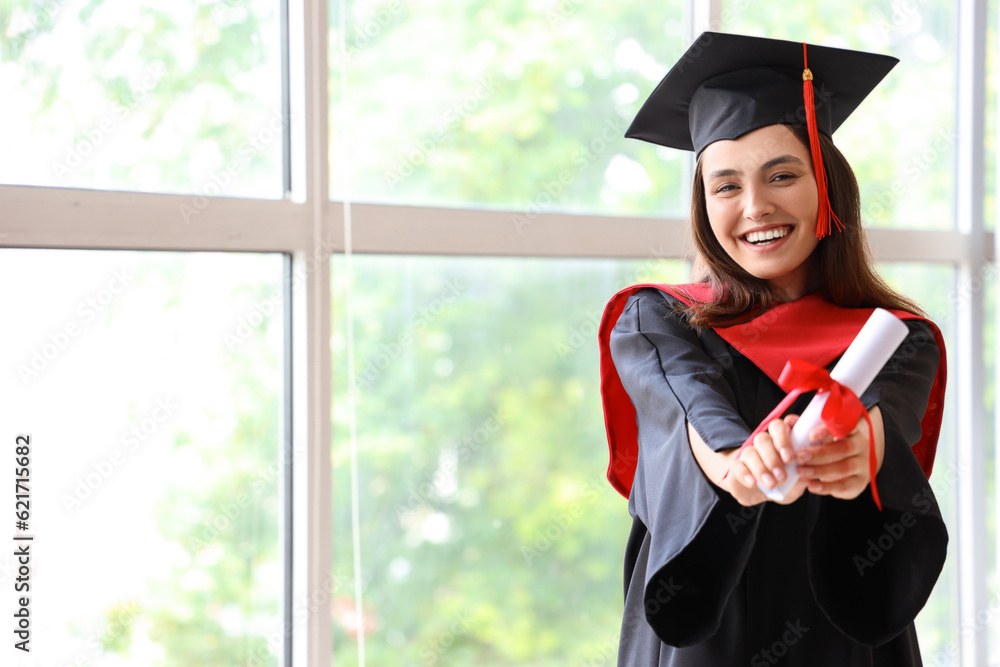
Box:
[0,0,994,665]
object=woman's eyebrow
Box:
[760,154,805,170]
[706,154,805,180]
[706,167,741,179]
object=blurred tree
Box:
[2,0,965,663]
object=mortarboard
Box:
[626,32,899,238]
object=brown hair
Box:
[682,123,924,327]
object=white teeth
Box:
[745,227,790,244]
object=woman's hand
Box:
[688,416,808,507]
[796,406,885,501]
[724,414,808,506]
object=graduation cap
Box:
[626,32,898,238]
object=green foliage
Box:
[332,256,685,664]
[330,0,690,217]
[93,255,284,666]
[3,0,282,196]
[731,0,956,230]
[6,0,971,662]
[100,601,141,654]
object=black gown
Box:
[609,288,948,666]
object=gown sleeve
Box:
[806,318,948,646]
[609,288,761,646]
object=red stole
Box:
[599,283,947,499]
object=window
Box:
[1,0,285,197]
[1,1,995,665]
[3,250,284,665]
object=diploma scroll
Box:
[762,308,909,502]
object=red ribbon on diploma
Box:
[735,359,881,510]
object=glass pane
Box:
[2,249,285,666]
[333,255,961,663]
[331,254,688,664]
[987,0,998,233]
[879,262,960,663]
[329,2,690,217]
[987,262,998,664]
[719,1,956,230]
[0,0,284,198]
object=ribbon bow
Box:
[737,358,881,510]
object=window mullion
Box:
[955,0,989,665]
[289,0,333,665]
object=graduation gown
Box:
[601,286,948,666]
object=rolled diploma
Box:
[761,308,910,502]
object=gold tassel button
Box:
[802,68,814,81]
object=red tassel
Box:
[802,43,843,239]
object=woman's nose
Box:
[742,185,776,220]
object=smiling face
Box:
[700,124,821,301]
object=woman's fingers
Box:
[808,423,834,445]
[796,437,863,467]
[766,417,794,465]
[734,448,772,488]
[797,415,878,500]
[798,455,863,482]
[732,412,881,504]
[728,457,756,489]
[735,422,790,489]
[776,476,809,505]
[754,419,792,484]
[808,476,865,499]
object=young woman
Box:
[599,33,948,665]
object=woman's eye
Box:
[772,173,798,183]
[714,183,737,194]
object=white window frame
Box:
[0,0,994,665]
